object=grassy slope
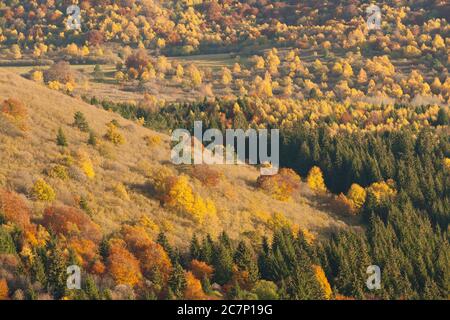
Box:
[0,69,351,247]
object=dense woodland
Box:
[0,0,449,300]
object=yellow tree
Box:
[306,166,327,192]
[347,183,367,211]
[313,265,332,299]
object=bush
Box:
[114,183,130,201]
[32,179,56,202]
[48,165,69,180]
[144,135,162,148]
[256,168,301,201]
[0,98,28,131]
[76,150,95,179]
[104,123,125,145]
[190,165,223,187]
[73,111,90,132]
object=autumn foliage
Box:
[107,239,142,287]
[42,206,102,242]
[256,168,301,201]
[0,189,32,230]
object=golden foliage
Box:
[367,180,396,204]
[190,259,214,280]
[0,189,32,230]
[184,271,206,300]
[313,265,332,299]
[162,175,217,222]
[306,166,327,193]
[0,279,8,300]
[105,123,125,145]
[32,179,56,202]
[0,98,28,131]
[256,168,301,201]
[107,239,142,287]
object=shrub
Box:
[256,168,301,201]
[76,150,95,179]
[190,165,223,187]
[104,123,125,145]
[88,130,97,146]
[144,134,162,148]
[44,61,75,84]
[48,165,69,180]
[0,98,28,131]
[73,111,90,132]
[32,179,56,202]
[114,183,130,201]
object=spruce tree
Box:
[168,263,187,299]
[56,127,68,147]
[73,111,90,132]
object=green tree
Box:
[56,127,68,147]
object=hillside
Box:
[0,69,349,247]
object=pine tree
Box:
[56,127,68,147]
[212,243,233,285]
[234,241,259,285]
[190,234,202,261]
[73,111,90,132]
[85,276,100,300]
[46,239,68,299]
[88,130,97,146]
[168,263,187,299]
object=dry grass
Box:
[0,69,350,247]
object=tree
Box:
[32,179,56,202]
[0,279,8,300]
[121,225,172,284]
[0,189,32,230]
[88,130,97,146]
[56,128,68,147]
[107,239,142,287]
[184,272,206,299]
[190,259,214,281]
[212,243,234,285]
[125,49,150,75]
[347,183,367,211]
[168,263,187,299]
[46,239,68,299]
[44,61,75,84]
[105,123,125,145]
[222,67,233,86]
[42,206,101,242]
[306,166,327,192]
[436,107,449,125]
[73,111,89,132]
[313,265,332,299]
[252,280,279,300]
[234,241,259,285]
